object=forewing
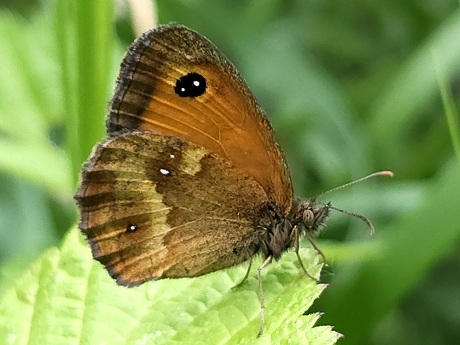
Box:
[107,24,292,213]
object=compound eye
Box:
[303,209,315,225]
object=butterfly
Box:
[74,23,392,336]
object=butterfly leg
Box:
[293,227,320,283]
[257,255,272,337]
[232,258,253,289]
[307,233,327,263]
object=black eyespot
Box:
[174,72,206,98]
[126,223,138,232]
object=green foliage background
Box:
[0,0,459,344]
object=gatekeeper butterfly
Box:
[75,23,392,335]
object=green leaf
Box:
[0,228,341,344]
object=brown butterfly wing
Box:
[75,132,269,286]
[107,24,292,215]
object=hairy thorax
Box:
[256,199,330,260]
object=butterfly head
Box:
[289,199,330,238]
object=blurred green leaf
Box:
[432,48,460,162]
[0,138,71,196]
[319,161,460,344]
[368,9,460,174]
[55,0,114,185]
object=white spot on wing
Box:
[159,168,170,175]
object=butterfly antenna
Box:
[323,203,376,234]
[315,170,394,235]
[316,171,394,200]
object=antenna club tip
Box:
[379,170,394,177]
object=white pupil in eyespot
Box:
[160,168,170,175]
[193,80,200,86]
